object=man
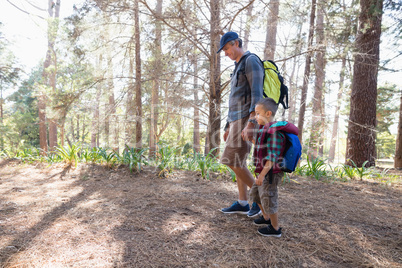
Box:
[217,31,264,217]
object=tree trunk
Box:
[126,44,135,148]
[193,53,200,153]
[329,56,346,163]
[41,0,61,152]
[243,2,254,51]
[48,0,60,151]
[70,117,75,143]
[264,0,279,60]
[394,89,402,168]
[287,23,303,123]
[60,119,65,148]
[319,92,325,157]
[134,0,142,149]
[38,95,48,154]
[297,0,316,145]
[76,114,80,142]
[309,0,326,158]
[207,0,221,157]
[82,115,86,144]
[346,0,383,167]
[103,14,116,150]
[149,0,163,157]
[0,87,3,150]
[91,54,102,148]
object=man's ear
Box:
[266,110,273,118]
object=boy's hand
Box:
[256,173,264,186]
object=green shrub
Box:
[121,146,148,173]
[56,143,81,167]
[304,156,327,180]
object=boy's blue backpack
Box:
[278,133,302,172]
[268,121,302,173]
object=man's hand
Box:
[223,129,229,142]
[241,123,255,142]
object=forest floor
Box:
[0,159,401,268]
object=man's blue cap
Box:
[217,31,239,53]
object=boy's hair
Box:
[256,98,278,117]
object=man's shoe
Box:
[247,202,262,217]
[221,201,250,214]
[253,216,271,226]
[257,224,282,237]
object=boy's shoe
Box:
[221,201,250,214]
[253,216,271,226]
[257,224,282,237]
[247,202,262,217]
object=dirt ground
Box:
[0,159,401,268]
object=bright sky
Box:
[0,0,83,71]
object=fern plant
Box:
[195,148,218,180]
[342,164,356,180]
[98,148,117,168]
[305,156,327,180]
[56,143,81,167]
[121,146,148,173]
[350,160,371,180]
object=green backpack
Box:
[247,53,289,110]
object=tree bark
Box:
[91,54,102,148]
[193,53,200,153]
[329,56,346,163]
[105,20,117,151]
[48,0,60,151]
[149,0,163,157]
[346,0,383,167]
[242,2,254,51]
[0,87,3,150]
[287,24,303,123]
[134,0,142,149]
[126,43,135,148]
[207,0,221,157]
[309,0,326,158]
[394,89,402,168]
[41,0,61,152]
[38,94,48,154]
[264,0,279,60]
[297,0,316,145]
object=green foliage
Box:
[1,144,400,187]
[303,156,327,180]
[369,168,402,185]
[14,147,40,163]
[376,132,396,159]
[329,165,348,182]
[342,163,356,180]
[121,146,148,173]
[155,143,179,176]
[45,152,62,164]
[56,143,81,167]
[350,160,371,180]
[80,147,99,163]
[377,84,399,133]
[97,148,118,169]
[194,148,218,180]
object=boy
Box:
[249,98,287,237]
